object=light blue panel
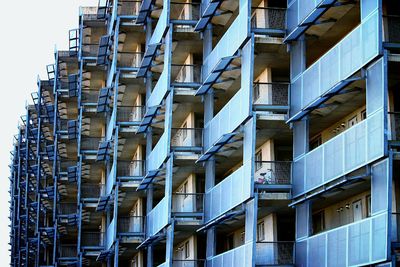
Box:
[371,159,389,215]
[302,63,320,108]
[299,0,316,25]
[308,234,326,267]
[106,162,115,195]
[203,5,249,77]
[305,146,323,191]
[362,11,379,63]
[206,162,252,222]
[345,120,367,170]
[205,87,251,149]
[290,40,305,81]
[320,45,340,91]
[366,58,384,116]
[295,240,307,267]
[106,109,116,141]
[209,243,252,267]
[290,77,302,117]
[348,219,370,265]
[149,0,169,45]
[106,218,115,250]
[287,0,299,32]
[324,134,344,182]
[147,66,169,108]
[147,197,168,236]
[340,27,361,79]
[327,228,347,267]
[361,0,378,21]
[296,202,309,239]
[293,119,307,159]
[372,213,388,262]
[147,132,169,171]
[292,157,305,196]
[367,109,384,160]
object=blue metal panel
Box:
[194,0,223,32]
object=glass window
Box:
[310,135,322,150]
[366,195,371,217]
[255,150,262,171]
[184,241,190,258]
[312,211,325,234]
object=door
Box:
[352,199,363,222]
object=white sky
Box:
[0,0,97,264]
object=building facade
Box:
[7,0,399,266]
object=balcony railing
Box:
[392,212,400,242]
[383,15,400,43]
[57,203,77,215]
[171,128,203,148]
[117,106,145,123]
[117,0,141,16]
[117,216,145,234]
[170,2,200,21]
[254,161,291,185]
[117,52,143,68]
[81,232,105,247]
[59,244,77,258]
[81,89,99,104]
[172,193,204,214]
[82,44,99,58]
[172,260,206,267]
[253,82,289,107]
[81,184,104,199]
[117,160,146,177]
[255,241,295,266]
[171,64,202,85]
[80,137,104,151]
[251,7,286,30]
[388,112,400,141]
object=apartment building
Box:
[7,0,400,266]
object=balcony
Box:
[58,202,77,215]
[117,52,143,70]
[255,241,295,266]
[81,232,105,249]
[80,137,104,154]
[383,15,400,44]
[389,112,400,143]
[117,160,146,180]
[116,106,145,126]
[172,193,204,220]
[59,244,77,259]
[391,213,400,243]
[171,128,203,152]
[147,197,169,237]
[117,0,140,17]
[253,82,289,113]
[81,184,104,202]
[254,161,291,185]
[171,64,202,87]
[208,242,252,267]
[171,2,200,23]
[117,216,145,238]
[251,7,286,36]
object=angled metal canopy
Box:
[136,0,156,24]
[196,132,238,163]
[136,167,165,191]
[194,0,224,32]
[195,54,238,96]
[136,105,163,134]
[136,43,162,77]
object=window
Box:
[348,115,358,128]
[361,109,367,120]
[312,211,325,234]
[240,231,245,244]
[352,199,363,222]
[226,234,234,250]
[257,222,265,241]
[184,241,190,259]
[183,181,188,199]
[255,150,262,171]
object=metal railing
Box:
[172,193,204,213]
[117,0,141,16]
[81,89,100,104]
[172,260,206,267]
[171,64,202,84]
[253,82,289,106]
[81,184,104,199]
[59,244,77,258]
[255,241,295,265]
[171,128,203,147]
[57,203,77,215]
[117,160,146,177]
[170,2,200,21]
[80,137,104,151]
[82,44,99,57]
[383,15,400,43]
[254,161,291,185]
[81,232,105,247]
[117,106,145,123]
[117,216,145,233]
[117,52,144,68]
[251,7,286,30]
[388,112,400,141]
